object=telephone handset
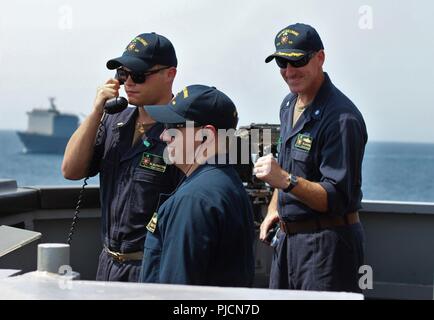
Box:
[103,74,129,114]
[104,97,128,114]
[67,95,128,245]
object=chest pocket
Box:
[133,168,171,186]
[290,149,315,179]
[128,168,172,227]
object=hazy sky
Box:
[1,0,433,143]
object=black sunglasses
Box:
[275,52,316,69]
[116,66,170,84]
[163,122,203,130]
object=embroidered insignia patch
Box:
[146,212,158,233]
[140,152,167,172]
[294,133,313,152]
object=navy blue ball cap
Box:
[107,32,177,74]
[145,85,239,130]
[265,23,324,63]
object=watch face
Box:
[283,174,297,193]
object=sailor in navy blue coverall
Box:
[139,85,255,286]
[62,33,183,281]
[255,23,367,292]
[89,113,182,281]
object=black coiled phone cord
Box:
[67,176,89,245]
[67,118,105,245]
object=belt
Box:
[104,247,144,263]
[279,211,360,235]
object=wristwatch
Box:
[283,174,298,193]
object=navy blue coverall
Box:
[271,73,367,292]
[139,163,255,287]
[88,107,183,282]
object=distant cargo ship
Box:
[17,98,78,154]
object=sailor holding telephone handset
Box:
[62,32,184,282]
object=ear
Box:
[166,67,177,82]
[316,50,325,67]
[201,125,216,144]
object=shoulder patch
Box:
[146,212,158,233]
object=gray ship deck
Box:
[0,180,433,300]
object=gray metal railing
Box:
[1,180,433,299]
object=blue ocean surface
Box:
[0,130,99,187]
[0,130,433,202]
[362,141,434,202]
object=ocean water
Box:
[0,130,99,187]
[0,130,433,202]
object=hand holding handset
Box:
[104,73,128,114]
[104,97,128,114]
[265,223,280,247]
[67,78,128,245]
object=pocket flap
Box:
[291,149,311,162]
[133,169,170,186]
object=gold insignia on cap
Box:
[136,37,148,47]
[277,35,293,47]
[276,29,300,46]
[126,37,147,53]
[277,52,305,57]
[127,42,136,52]
[277,28,300,38]
[183,87,189,99]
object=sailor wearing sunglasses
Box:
[62,32,184,282]
[256,23,367,293]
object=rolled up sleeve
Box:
[318,115,366,216]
